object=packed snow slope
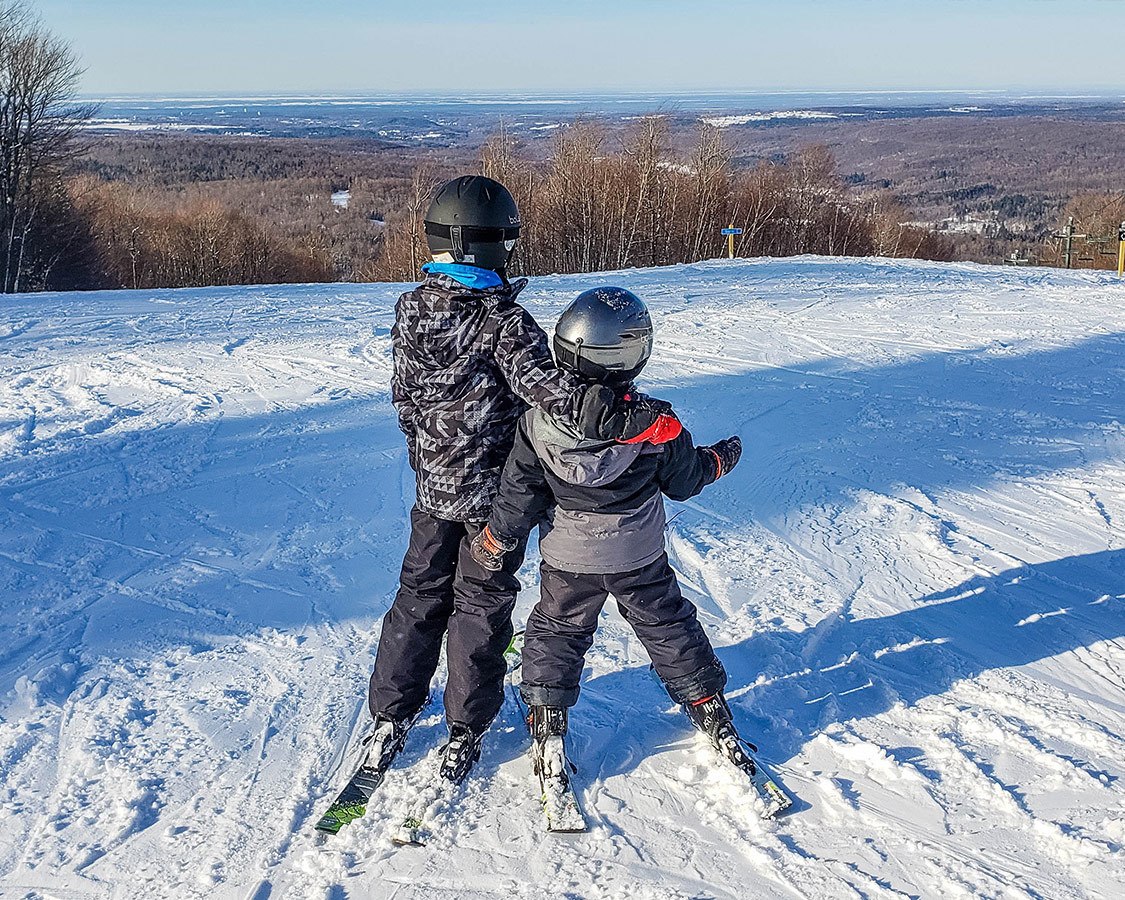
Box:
[1,257,1124,900]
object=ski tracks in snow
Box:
[2,261,1125,897]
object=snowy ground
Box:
[1,257,1123,900]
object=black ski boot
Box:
[440,723,484,784]
[362,715,414,771]
[528,705,570,780]
[684,693,757,776]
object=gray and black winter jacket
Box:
[488,407,721,574]
[392,269,650,523]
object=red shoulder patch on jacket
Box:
[618,413,683,446]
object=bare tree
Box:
[0,2,94,292]
[370,162,441,282]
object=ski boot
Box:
[684,693,757,776]
[361,715,414,771]
[315,714,414,835]
[528,705,587,832]
[440,723,485,784]
[528,705,570,782]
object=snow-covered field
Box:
[1,257,1123,900]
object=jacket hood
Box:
[396,273,527,371]
[529,409,648,487]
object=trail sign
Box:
[1119,222,1125,277]
[1118,222,1125,243]
[723,224,743,259]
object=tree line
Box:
[375,120,955,282]
[13,1,1121,294]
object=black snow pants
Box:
[520,553,726,709]
[369,506,527,733]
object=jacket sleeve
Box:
[656,426,721,502]
[491,304,676,442]
[488,416,554,544]
[390,300,419,467]
[492,305,590,432]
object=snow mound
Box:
[1,257,1124,898]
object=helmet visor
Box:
[424,222,519,243]
[578,335,653,374]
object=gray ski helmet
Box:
[553,287,654,386]
[424,175,521,271]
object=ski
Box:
[514,689,589,834]
[682,693,794,819]
[389,631,527,847]
[315,754,393,836]
[314,715,415,836]
[711,730,793,819]
[533,734,588,833]
[746,760,793,819]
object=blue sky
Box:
[38,0,1125,95]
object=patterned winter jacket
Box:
[392,266,604,523]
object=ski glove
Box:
[470,525,518,572]
[703,436,742,479]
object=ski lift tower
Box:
[1052,217,1088,269]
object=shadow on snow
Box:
[578,548,1125,773]
[1,327,1123,776]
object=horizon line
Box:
[78,87,1125,102]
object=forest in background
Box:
[27,119,1120,292]
[5,0,1123,293]
[37,122,959,291]
[4,119,1115,293]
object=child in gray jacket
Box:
[471,287,755,818]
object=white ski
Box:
[534,734,588,833]
[390,764,457,847]
[743,756,793,818]
[711,728,793,818]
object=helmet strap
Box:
[451,225,465,262]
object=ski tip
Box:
[757,781,794,819]
[391,815,426,847]
[314,801,366,836]
[543,803,589,834]
[546,824,590,834]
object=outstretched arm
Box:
[658,429,742,501]
[493,305,675,442]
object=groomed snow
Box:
[1,257,1123,899]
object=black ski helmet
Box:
[553,287,654,386]
[424,175,521,272]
